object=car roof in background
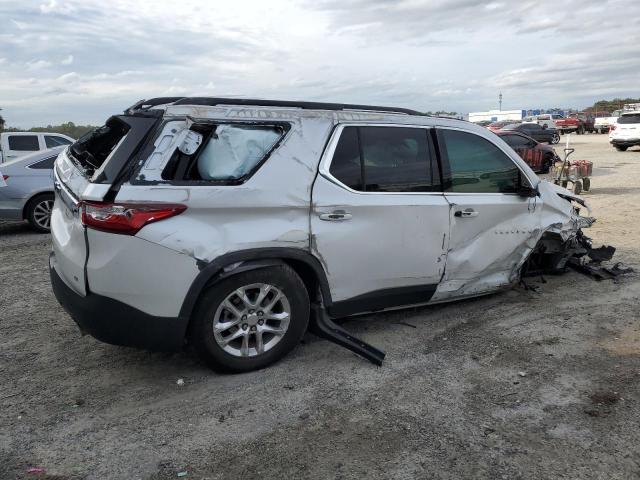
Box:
[1,146,65,169]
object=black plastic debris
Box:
[309,304,385,366]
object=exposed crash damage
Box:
[49,97,631,372]
[521,182,627,281]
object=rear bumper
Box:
[50,253,187,351]
[610,139,640,147]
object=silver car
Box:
[0,146,64,232]
[49,98,595,372]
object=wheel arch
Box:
[178,248,332,325]
[22,190,54,219]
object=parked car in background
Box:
[0,132,73,163]
[593,112,612,134]
[522,114,558,130]
[555,112,595,134]
[49,97,595,372]
[0,146,63,232]
[499,122,560,144]
[472,120,493,127]
[496,131,559,173]
[595,110,622,133]
[487,120,520,132]
[609,111,640,151]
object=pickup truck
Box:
[555,112,595,134]
[0,132,74,163]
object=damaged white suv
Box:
[50,98,595,372]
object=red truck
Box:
[555,112,595,134]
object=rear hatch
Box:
[51,114,160,295]
[613,113,640,140]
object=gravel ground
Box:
[1,134,639,479]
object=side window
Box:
[45,135,72,148]
[328,126,441,192]
[29,155,57,169]
[162,124,286,182]
[439,129,520,194]
[329,127,363,190]
[502,134,529,148]
[8,135,39,151]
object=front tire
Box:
[551,133,560,144]
[26,193,54,233]
[615,145,628,151]
[190,264,310,372]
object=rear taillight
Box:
[81,202,186,235]
[610,125,617,132]
[2,175,8,181]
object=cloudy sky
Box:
[1,0,638,127]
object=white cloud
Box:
[25,59,53,70]
[0,0,638,127]
[11,19,28,30]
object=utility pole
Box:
[498,92,503,111]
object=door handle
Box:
[319,211,352,221]
[454,208,478,218]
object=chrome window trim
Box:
[319,122,537,197]
[318,123,444,196]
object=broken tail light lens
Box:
[81,202,186,235]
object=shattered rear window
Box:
[68,117,130,177]
[618,114,640,124]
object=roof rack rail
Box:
[124,97,185,114]
[127,96,422,116]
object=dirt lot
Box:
[1,134,639,479]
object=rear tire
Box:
[582,177,591,191]
[615,145,628,151]
[551,133,560,144]
[190,264,310,372]
[25,193,54,233]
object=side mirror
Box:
[542,124,548,129]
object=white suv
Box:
[50,98,595,372]
[609,111,640,151]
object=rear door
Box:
[51,115,159,295]
[434,127,542,298]
[311,124,450,317]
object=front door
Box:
[433,127,542,300]
[311,124,450,317]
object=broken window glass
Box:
[161,124,284,182]
[197,125,282,180]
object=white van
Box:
[0,132,74,163]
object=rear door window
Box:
[438,129,520,194]
[29,155,57,169]
[45,135,72,148]
[328,126,441,192]
[8,135,39,151]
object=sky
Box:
[1,0,639,127]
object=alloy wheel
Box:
[33,199,53,230]
[212,283,291,357]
